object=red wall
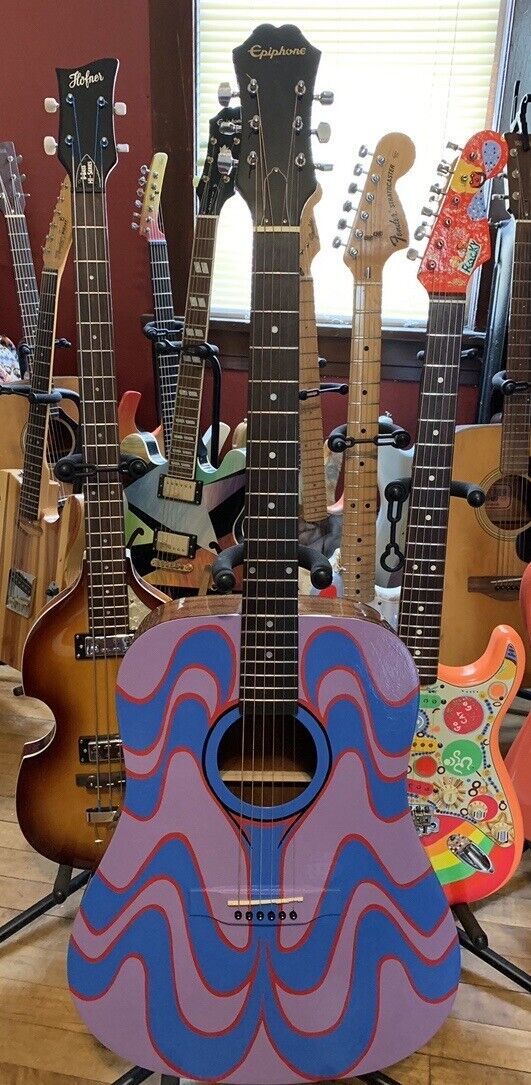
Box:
[0,0,157,422]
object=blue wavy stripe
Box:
[68,906,459,1079]
[119,629,234,751]
[326,700,409,819]
[303,629,417,754]
[80,840,254,989]
[270,840,452,988]
[123,698,210,817]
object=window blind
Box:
[198,0,503,325]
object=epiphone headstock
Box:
[335,133,415,279]
[197,106,241,214]
[42,176,72,272]
[505,131,531,221]
[132,152,168,241]
[44,58,126,193]
[0,142,27,217]
[232,24,327,226]
[409,130,508,294]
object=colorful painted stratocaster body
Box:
[69,607,459,1081]
[506,562,531,841]
[408,625,524,903]
[399,129,524,904]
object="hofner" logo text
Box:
[249,44,307,60]
[69,70,104,89]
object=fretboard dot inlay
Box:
[266,651,273,659]
[430,564,436,571]
[418,605,424,612]
[268,502,275,510]
[426,514,431,521]
[433,429,439,436]
[272,325,278,333]
[429,474,434,481]
[438,376,443,383]
[286,567,293,574]
[266,621,273,628]
[413,564,419,570]
[416,628,422,635]
[414,649,421,657]
[270,393,277,401]
[249,566,256,574]
[269,452,276,459]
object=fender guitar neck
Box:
[399,131,525,905]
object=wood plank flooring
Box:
[0,663,529,1085]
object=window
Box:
[198,0,505,326]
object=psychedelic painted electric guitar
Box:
[68,26,459,1081]
[400,130,525,905]
[506,561,531,841]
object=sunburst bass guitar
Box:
[68,27,459,1082]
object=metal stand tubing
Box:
[359,1072,402,1084]
[452,902,488,948]
[457,926,531,993]
[111,1069,154,1085]
[0,865,90,945]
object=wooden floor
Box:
[0,664,529,1085]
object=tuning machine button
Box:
[313,90,334,105]
[44,97,59,113]
[43,136,58,156]
[131,222,140,230]
[311,122,331,144]
[337,217,350,230]
[437,160,452,176]
[219,119,242,136]
[333,236,358,257]
[348,182,359,195]
[218,81,240,106]
[114,102,127,116]
[421,206,436,217]
[446,141,462,151]
[217,146,235,175]
[414,223,431,241]
[353,163,367,177]
[407,248,421,261]
[315,162,333,172]
[343,200,355,212]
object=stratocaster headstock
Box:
[410,130,508,294]
[232,24,323,226]
[132,152,168,241]
[45,58,123,193]
[196,107,241,214]
[42,176,72,273]
[335,133,415,279]
[0,142,27,218]
[505,130,530,221]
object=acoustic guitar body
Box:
[0,471,83,668]
[440,424,530,684]
[16,561,163,870]
[0,375,79,470]
[68,596,460,1081]
[506,563,531,841]
[409,625,525,904]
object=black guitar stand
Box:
[299,380,349,400]
[453,902,531,993]
[0,864,90,947]
[113,1067,403,1085]
[327,417,411,455]
[54,448,150,486]
[492,367,530,399]
[211,541,333,592]
[380,476,485,574]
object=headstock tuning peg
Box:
[437,160,451,176]
[421,206,436,217]
[43,136,58,156]
[16,154,23,163]
[132,211,141,218]
[343,200,354,212]
[117,144,130,153]
[314,90,334,105]
[332,236,344,248]
[114,102,127,116]
[429,183,445,197]
[131,222,140,230]
[414,223,431,241]
[218,81,240,107]
[337,217,350,230]
[44,97,59,113]
[138,177,146,188]
[136,188,144,197]
[19,174,26,183]
[407,248,421,261]
[219,119,241,135]
[348,182,359,195]
[358,144,372,158]
[315,162,333,172]
[446,141,462,151]
[353,163,366,177]
[217,146,235,175]
[134,200,142,209]
[311,122,331,144]
[140,164,149,174]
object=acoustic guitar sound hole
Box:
[217,711,317,807]
[484,474,530,533]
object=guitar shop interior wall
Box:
[0,0,157,423]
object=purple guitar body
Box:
[68,609,460,1081]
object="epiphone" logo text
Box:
[249,44,307,60]
[68,69,104,89]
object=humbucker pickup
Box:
[6,568,36,617]
[74,633,134,659]
[158,474,203,505]
[79,734,122,764]
[154,528,197,559]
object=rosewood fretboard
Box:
[5,211,39,370]
[18,268,60,523]
[398,295,466,685]
[501,218,531,476]
[149,235,178,449]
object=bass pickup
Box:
[76,771,126,791]
[157,474,203,505]
[74,633,134,660]
[79,733,122,764]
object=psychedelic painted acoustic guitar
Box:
[68,25,459,1081]
[400,130,525,905]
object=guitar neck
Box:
[501,218,531,474]
[341,279,382,599]
[167,213,218,479]
[299,271,328,522]
[241,230,300,711]
[398,294,466,685]
[5,212,39,359]
[148,236,178,444]
[18,268,62,522]
[72,190,129,636]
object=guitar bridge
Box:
[74,633,134,659]
[85,806,119,825]
[468,575,520,600]
[158,473,203,505]
[6,568,36,617]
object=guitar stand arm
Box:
[0,382,63,405]
[492,368,530,397]
[211,542,333,593]
[54,451,149,484]
[327,420,411,453]
[299,382,348,400]
[143,317,184,345]
[380,477,485,574]
[453,902,531,994]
